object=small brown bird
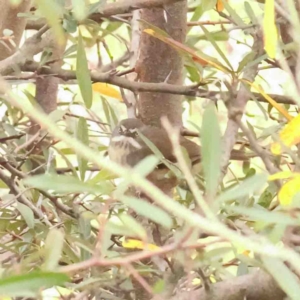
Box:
[108,118,252,174]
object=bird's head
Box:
[113,118,144,138]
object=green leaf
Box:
[77,117,89,181]
[35,0,65,43]
[200,25,233,70]
[201,0,217,12]
[118,195,173,229]
[223,1,245,27]
[244,2,258,25]
[42,229,64,271]
[119,214,147,240]
[104,217,146,238]
[262,257,300,300]
[137,130,181,177]
[24,174,114,195]
[258,188,274,208]
[76,31,93,108]
[133,155,160,177]
[16,203,34,229]
[71,0,87,21]
[225,205,298,225]
[201,103,222,195]
[79,213,92,261]
[237,51,257,73]
[217,173,268,204]
[0,272,69,297]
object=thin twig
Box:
[0,168,52,226]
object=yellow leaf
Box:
[263,0,278,58]
[216,0,225,12]
[268,171,300,181]
[271,113,300,155]
[122,239,159,250]
[278,176,300,206]
[92,83,122,101]
[143,29,231,73]
[242,80,292,121]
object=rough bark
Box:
[152,269,285,300]
[0,0,32,60]
[136,0,187,127]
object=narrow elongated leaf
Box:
[76,31,93,108]
[72,0,87,21]
[118,195,173,229]
[77,117,89,181]
[262,257,300,300]
[271,114,300,155]
[217,173,268,203]
[24,174,114,195]
[16,203,34,229]
[35,0,65,43]
[225,205,298,225]
[0,272,69,297]
[119,214,147,240]
[223,1,245,26]
[103,217,146,238]
[137,131,181,177]
[143,29,231,73]
[79,213,92,260]
[42,229,64,271]
[263,0,278,58]
[201,103,222,195]
[200,25,232,70]
[92,83,122,101]
[133,155,160,177]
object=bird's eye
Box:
[119,125,127,134]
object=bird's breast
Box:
[108,136,142,167]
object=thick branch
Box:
[158,269,285,300]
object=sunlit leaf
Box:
[76,31,93,108]
[118,214,147,240]
[268,171,298,181]
[71,0,87,21]
[278,176,300,206]
[143,29,231,73]
[0,272,69,297]
[122,239,159,251]
[242,80,292,121]
[271,114,300,155]
[92,83,122,101]
[263,0,278,58]
[216,0,225,11]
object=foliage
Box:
[0,0,300,299]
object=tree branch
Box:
[220,31,264,180]
[25,0,182,30]
[18,62,295,105]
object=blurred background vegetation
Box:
[0,0,299,299]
